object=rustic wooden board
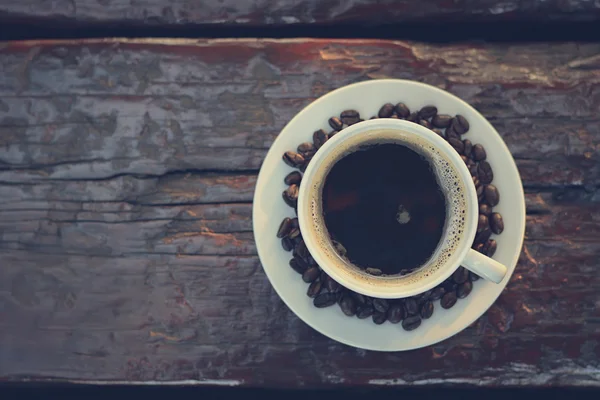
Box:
[0,39,600,387]
[1,0,600,28]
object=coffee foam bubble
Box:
[306,129,467,288]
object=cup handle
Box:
[462,249,507,284]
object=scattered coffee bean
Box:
[284,171,302,185]
[404,298,418,316]
[484,185,500,206]
[394,103,411,118]
[430,287,446,301]
[297,142,315,156]
[417,289,432,303]
[452,267,469,284]
[277,217,293,238]
[288,227,301,240]
[470,272,480,281]
[452,115,470,134]
[402,315,422,331]
[340,110,360,125]
[313,129,329,149]
[490,212,504,234]
[477,184,485,203]
[479,204,492,216]
[389,114,399,119]
[432,114,452,128]
[432,128,444,138]
[477,214,489,233]
[443,279,458,293]
[482,239,497,257]
[378,103,395,118]
[473,243,484,253]
[357,306,375,319]
[407,112,419,122]
[472,144,487,161]
[283,184,299,208]
[419,106,438,119]
[302,267,320,283]
[282,237,294,252]
[324,276,340,293]
[463,139,473,157]
[420,301,434,319]
[307,279,323,298]
[283,151,304,168]
[441,292,458,309]
[289,257,308,274]
[339,294,357,316]
[294,239,309,259]
[446,129,461,141]
[329,130,339,139]
[478,161,494,184]
[473,176,480,187]
[372,311,387,325]
[474,228,492,244]
[469,164,479,177]
[419,119,432,129]
[350,291,366,305]
[448,137,465,154]
[329,116,343,131]
[387,304,405,324]
[314,292,337,308]
[373,298,390,313]
[457,281,473,299]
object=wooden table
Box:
[0,8,600,388]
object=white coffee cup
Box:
[297,118,507,299]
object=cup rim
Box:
[297,118,479,298]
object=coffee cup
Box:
[297,118,507,299]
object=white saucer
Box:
[253,79,526,351]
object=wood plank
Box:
[1,39,600,386]
[1,0,600,28]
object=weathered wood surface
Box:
[1,0,600,28]
[0,39,599,387]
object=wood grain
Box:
[1,0,600,28]
[1,39,600,386]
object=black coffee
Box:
[322,143,446,275]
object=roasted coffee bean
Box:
[288,227,301,240]
[478,161,494,184]
[463,139,473,157]
[404,298,418,315]
[441,292,458,309]
[484,184,500,206]
[378,103,395,118]
[477,184,485,203]
[356,306,375,319]
[289,257,308,274]
[325,276,341,293]
[448,137,465,154]
[340,109,360,125]
[332,240,348,257]
[389,114,399,119]
[472,144,487,161]
[387,304,405,324]
[420,301,434,319]
[394,103,411,118]
[473,176,480,187]
[328,116,343,131]
[490,212,504,234]
[473,242,484,253]
[432,128,444,138]
[290,217,299,229]
[307,279,323,298]
[442,279,458,293]
[479,203,492,216]
[477,214,489,233]
[283,151,304,168]
[474,228,492,244]
[372,311,387,325]
[294,239,309,259]
[350,291,366,304]
[297,142,315,156]
[470,271,481,281]
[430,287,446,301]
[402,315,422,331]
[314,292,337,308]
[432,114,452,128]
[407,112,419,122]
[457,281,473,299]
[482,239,497,257]
[419,119,432,129]
[446,129,461,141]
[282,237,294,252]
[284,171,302,185]
[313,129,329,149]
[461,155,468,164]
[467,158,476,168]
[372,298,390,313]
[469,164,479,177]
[419,105,437,119]
[328,130,339,139]
[339,294,357,316]
[452,115,470,134]
[417,289,432,303]
[453,267,470,284]
[283,184,299,207]
[277,217,293,238]
[302,266,320,283]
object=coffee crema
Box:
[307,129,467,285]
